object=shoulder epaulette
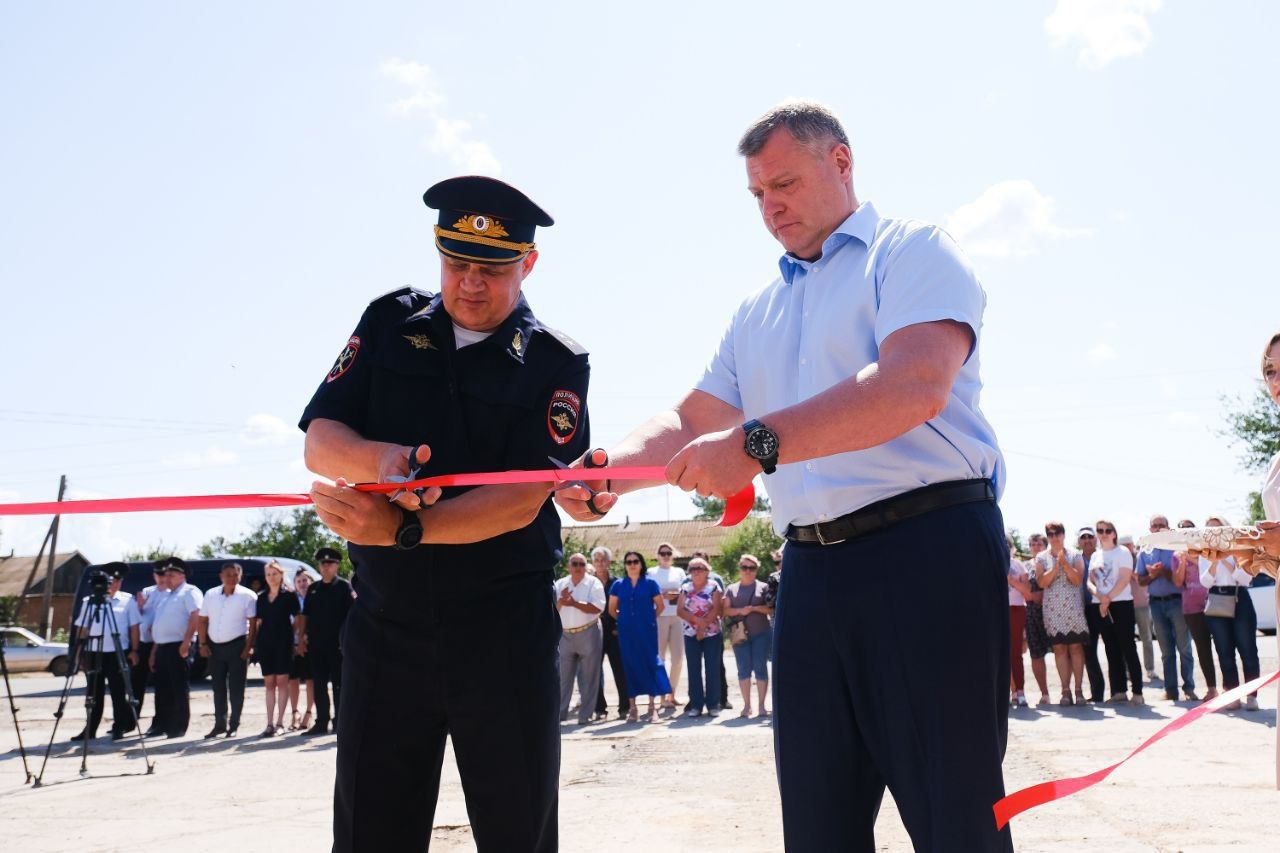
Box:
[367,285,434,307]
[537,324,588,356]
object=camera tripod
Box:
[1,641,33,783]
[34,589,155,785]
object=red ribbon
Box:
[994,668,1280,828]
[0,466,757,528]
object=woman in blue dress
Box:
[609,551,672,722]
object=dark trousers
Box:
[1184,611,1218,688]
[1206,589,1261,696]
[774,500,1012,852]
[209,636,248,729]
[595,623,628,717]
[131,640,153,721]
[1084,602,1106,701]
[153,642,190,737]
[1097,599,1143,697]
[309,641,343,725]
[334,572,559,853]
[84,650,133,736]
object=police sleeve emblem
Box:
[547,389,580,445]
[327,336,361,383]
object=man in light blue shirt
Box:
[1136,514,1197,700]
[125,562,167,734]
[148,557,203,738]
[557,100,1010,851]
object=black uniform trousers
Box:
[152,642,191,737]
[309,641,343,726]
[595,622,628,717]
[84,650,133,736]
[773,500,1013,853]
[1084,602,1107,701]
[334,571,559,853]
[208,636,249,729]
[131,641,153,721]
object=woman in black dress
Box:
[287,570,315,731]
[255,561,300,737]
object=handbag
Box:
[727,618,749,646]
[1204,587,1237,618]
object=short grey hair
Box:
[737,100,850,157]
[590,546,613,561]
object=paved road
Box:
[1,642,1277,851]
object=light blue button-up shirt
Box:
[150,582,203,644]
[695,201,1005,533]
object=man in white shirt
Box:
[554,553,606,725]
[149,557,204,738]
[198,562,259,738]
[125,563,167,733]
[648,543,687,713]
[69,563,140,742]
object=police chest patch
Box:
[326,336,361,383]
[547,389,580,445]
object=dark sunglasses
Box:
[1046,531,1065,537]
[1097,527,1115,534]
[624,558,643,565]
[657,551,673,557]
[568,560,586,567]
[739,564,756,570]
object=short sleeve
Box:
[298,306,379,434]
[1117,549,1134,571]
[186,588,204,614]
[287,594,301,618]
[1134,551,1150,576]
[874,227,984,356]
[75,599,89,628]
[255,594,267,620]
[124,598,141,625]
[198,596,211,617]
[504,356,591,468]
[694,313,744,410]
[588,579,606,610]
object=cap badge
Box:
[403,333,436,350]
[511,331,523,356]
[453,214,509,239]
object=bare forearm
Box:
[305,418,398,483]
[608,396,737,495]
[197,616,209,645]
[418,482,551,545]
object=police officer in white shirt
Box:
[148,557,204,738]
[197,562,259,738]
[69,562,140,742]
[125,562,167,733]
[554,554,606,725]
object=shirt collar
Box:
[402,292,536,364]
[778,201,880,285]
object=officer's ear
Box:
[518,249,539,280]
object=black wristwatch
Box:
[393,507,424,550]
[742,419,779,475]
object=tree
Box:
[198,508,352,576]
[712,517,784,582]
[555,529,605,578]
[122,540,184,561]
[690,493,772,521]
[1008,528,1027,558]
[1222,384,1280,518]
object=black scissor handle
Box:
[583,448,609,516]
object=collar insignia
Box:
[511,331,524,356]
[403,333,436,350]
[453,214,509,239]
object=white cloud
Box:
[944,180,1090,259]
[163,447,239,468]
[1045,0,1163,70]
[1087,342,1118,363]
[240,413,293,445]
[379,57,501,175]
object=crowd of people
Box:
[1006,515,1266,713]
[68,548,353,742]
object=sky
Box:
[3,0,1279,562]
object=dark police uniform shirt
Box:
[299,288,590,620]
[303,576,353,643]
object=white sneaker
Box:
[1245,695,1260,712]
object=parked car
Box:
[70,556,319,680]
[1249,573,1277,635]
[1,625,71,676]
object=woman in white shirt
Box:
[1200,517,1262,713]
[1088,520,1144,705]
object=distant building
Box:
[0,551,92,632]
[562,518,765,566]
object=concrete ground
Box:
[1,639,1277,852]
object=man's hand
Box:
[665,428,758,499]
[198,642,211,659]
[553,449,617,522]
[127,650,139,667]
[148,647,157,669]
[1148,561,1165,577]
[179,640,191,659]
[378,444,444,510]
[312,478,402,545]
[241,645,253,661]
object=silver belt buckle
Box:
[814,522,846,547]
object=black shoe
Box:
[67,730,93,742]
[143,727,164,737]
[110,730,129,741]
[204,724,227,739]
[303,720,329,736]
[165,730,186,739]
[225,728,238,738]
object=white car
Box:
[1249,576,1277,635]
[1,626,71,675]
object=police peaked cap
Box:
[424,176,553,265]
[155,555,187,574]
[101,561,129,580]
[314,547,343,564]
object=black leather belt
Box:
[1149,593,1182,601]
[786,479,995,546]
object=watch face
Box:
[748,428,778,459]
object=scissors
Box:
[548,450,609,517]
[385,445,430,506]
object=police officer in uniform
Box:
[303,176,590,852]
[295,546,353,735]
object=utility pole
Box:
[38,476,66,640]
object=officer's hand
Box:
[127,651,139,667]
[378,444,443,511]
[312,478,401,546]
[665,428,757,499]
[180,640,191,659]
[553,449,617,521]
[198,642,211,658]
[148,648,157,669]
[240,645,252,661]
